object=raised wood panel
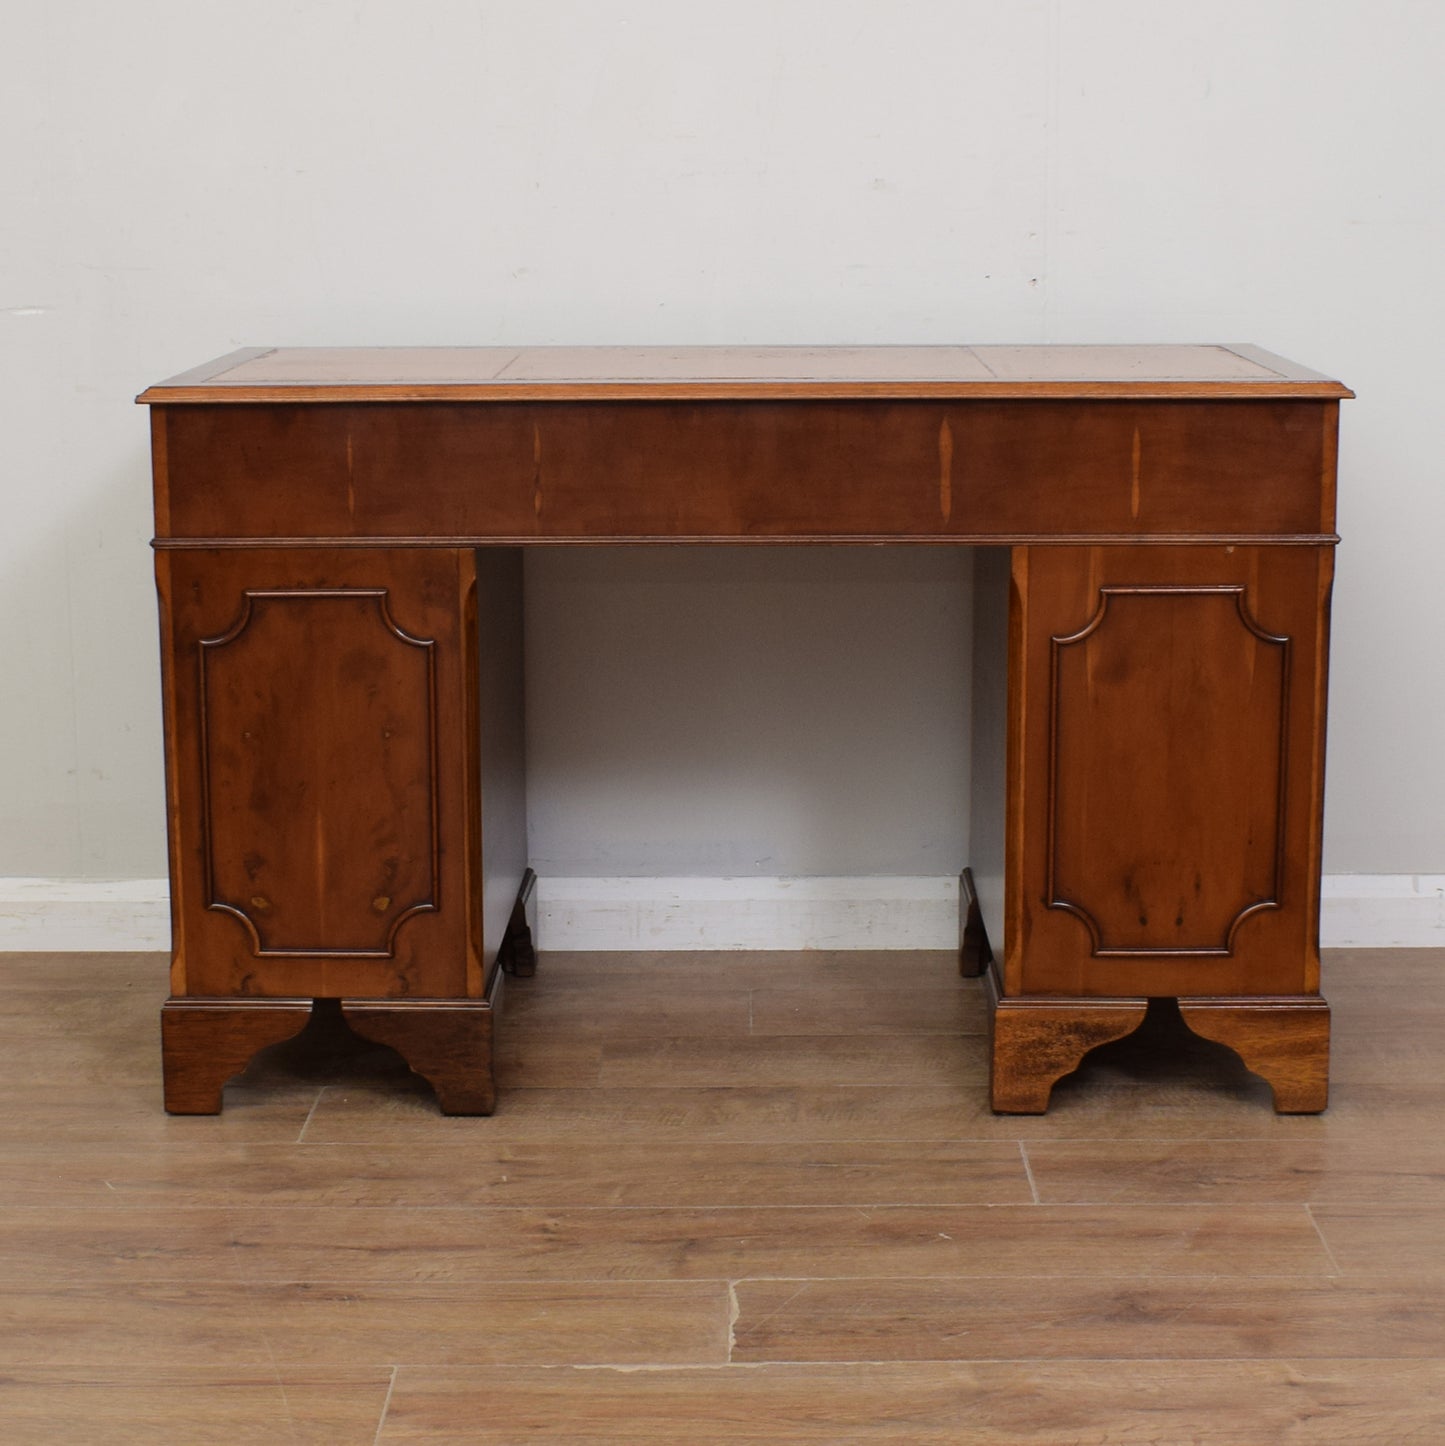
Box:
[158,548,484,1001]
[155,400,1337,544]
[1047,586,1288,955]
[198,588,439,957]
[1007,545,1332,1000]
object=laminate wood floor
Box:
[0,948,1441,1443]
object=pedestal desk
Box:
[140,344,1351,1115]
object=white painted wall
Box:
[524,547,972,877]
[3,1,1441,895]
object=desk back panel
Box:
[153,400,1338,546]
[142,345,1348,1115]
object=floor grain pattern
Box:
[0,947,1440,1443]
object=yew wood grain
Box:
[158,547,483,1004]
[341,997,500,1115]
[986,969,1149,1114]
[160,998,313,1114]
[153,399,1339,545]
[1178,998,1331,1112]
[142,344,1347,1120]
[1003,543,1333,1002]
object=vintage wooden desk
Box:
[140,344,1351,1115]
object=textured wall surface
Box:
[2,0,1439,878]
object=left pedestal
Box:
[155,546,527,1114]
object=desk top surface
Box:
[140,344,1351,404]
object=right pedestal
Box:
[973,543,1335,1114]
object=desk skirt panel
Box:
[153,399,1338,545]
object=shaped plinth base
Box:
[339,996,499,1115]
[161,963,504,1116]
[985,965,1147,1113]
[986,966,1332,1114]
[1178,997,1330,1114]
[161,997,314,1114]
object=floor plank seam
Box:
[371,1364,398,1446]
[369,1355,1445,1371]
[0,1270,1369,1287]
[294,1087,326,1144]
[1302,1203,1346,1272]
[1018,1142,1041,1204]
[6,1199,1337,1213]
[243,1268,307,1446]
[677,1353,1445,1367]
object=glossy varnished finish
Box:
[980,542,1334,1110]
[341,988,503,1117]
[142,345,1347,1116]
[158,547,483,1003]
[152,398,1339,545]
[155,544,522,1113]
[159,997,313,1114]
[1006,543,1332,1000]
[1178,997,1332,1113]
[985,963,1149,1114]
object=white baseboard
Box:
[1319,873,1445,947]
[0,878,172,952]
[538,874,1445,950]
[535,876,961,951]
[3,874,1443,952]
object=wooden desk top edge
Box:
[138,344,1353,403]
